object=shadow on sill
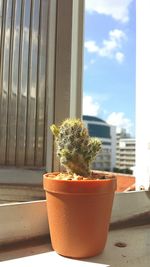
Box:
[110,211,150,230]
[0,235,51,262]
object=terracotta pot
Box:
[43,172,116,259]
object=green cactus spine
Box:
[50,118,102,177]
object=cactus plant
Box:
[50,118,102,177]
[44,118,116,258]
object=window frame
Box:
[135,0,150,190]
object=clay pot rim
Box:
[44,171,116,180]
[43,172,117,194]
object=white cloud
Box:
[83,95,100,116]
[83,96,133,134]
[109,29,126,42]
[106,112,133,133]
[85,0,133,23]
[84,29,126,63]
[115,52,124,63]
[84,41,99,53]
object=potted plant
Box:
[43,118,116,259]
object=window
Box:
[0,0,84,203]
[83,0,141,183]
[1,0,150,258]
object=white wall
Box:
[135,0,150,190]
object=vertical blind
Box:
[0,0,49,167]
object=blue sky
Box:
[83,0,136,136]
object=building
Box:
[83,115,116,171]
[116,129,131,170]
[116,133,136,171]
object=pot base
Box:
[54,248,105,259]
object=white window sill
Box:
[0,225,150,267]
[0,191,150,266]
[0,168,44,185]
[0,168,45,204]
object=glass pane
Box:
[83,0,136,189]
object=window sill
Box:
[0,225,150,266]
[0,191,150,266]
[0,168,44,185]
[0,168,45,204]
